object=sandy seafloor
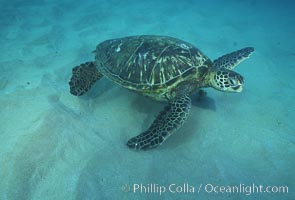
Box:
[0,0,294,199]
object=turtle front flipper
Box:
[213,47,254,70]
[69,62,103,96]
[127,94,192,151]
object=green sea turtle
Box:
[69,35,254,151]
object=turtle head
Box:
[209,69,244,92]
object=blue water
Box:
[0,0,294,199]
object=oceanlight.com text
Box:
[121,183,289,196]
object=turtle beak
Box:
[237,74,244,91]
[231,75,244,92]
[238,74,244,85]
[232,84,243,92]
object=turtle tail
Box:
[69,62,103,96]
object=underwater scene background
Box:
[0,0,294,199]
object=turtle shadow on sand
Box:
[78,78,114,100]
[132,95,164,114]
[191,90,216,111]
[131,95,164,131]
[132,89,216,114]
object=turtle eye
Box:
[228,77,238,85]
[229,79,235,85]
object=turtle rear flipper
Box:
[127,94,191,151]
[213,47,254,70]
[69,62,103,96]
